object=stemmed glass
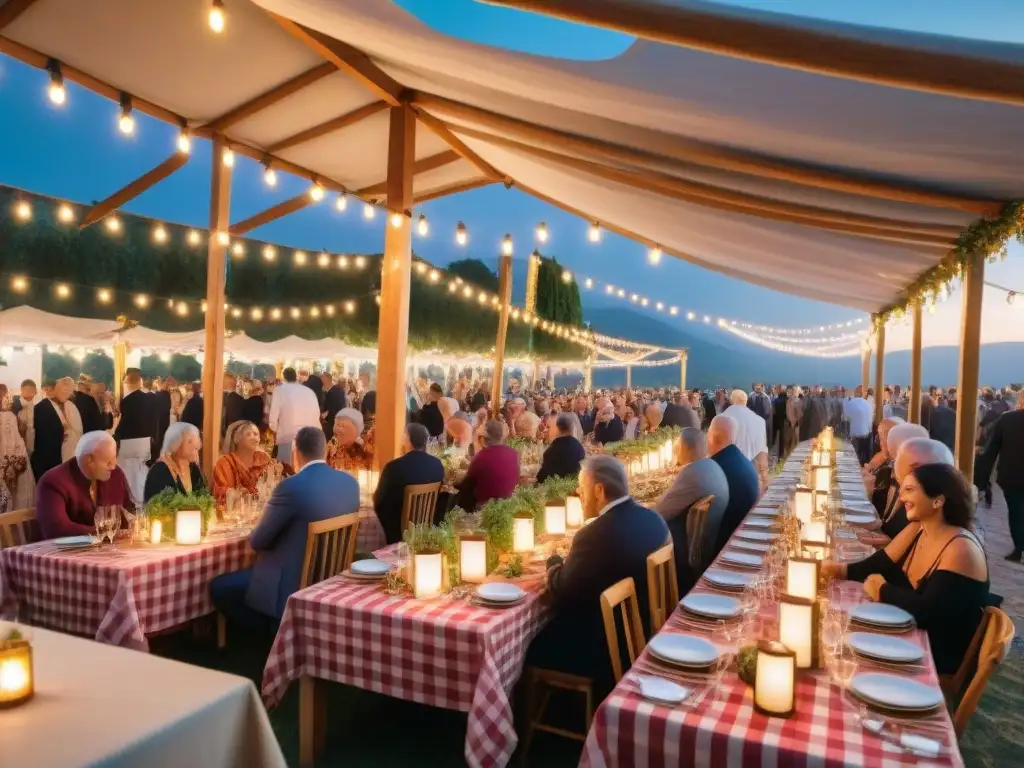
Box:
[827,647,858,690]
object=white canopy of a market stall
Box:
[3,0,1023,312]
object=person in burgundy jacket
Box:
[35,431,134,540]
[455,419,519,510]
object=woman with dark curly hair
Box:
[824,463,990,674]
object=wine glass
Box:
[94,508,106,544]
[104,506,120,545]
[828,648,858,689]
[821,617,842,658]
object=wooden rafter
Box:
[81,152,189,228]
[228,194,311,236]
[357,150,461,197]
[414,178,494,204]
[200,62,337,133]
[0,0,41,30]
[267,13,405,106]
[268,100,387,154]
[410,106,504,182]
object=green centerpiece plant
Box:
[143,488,217,538]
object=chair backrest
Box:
[300,512,361,589]
[600,577,646,683]
[0,508,39,550]
[952,607,1015,738]
[401,482,441,532]
[685,495,715,572]
[646,543,678,632]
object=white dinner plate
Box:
[720,550,764,568]
[475,582,525,603]
[350,558,393,576]
[750,507,780,517]
[703,569,755,590]
[680,593,741,620]
[731,540,771,553]
[52,535,97,548]
[847,633,925,664]
[648,634,720,668]
[635,675,692,705]
[474,595,526,608]
[742,518,776,529]
[844,513,877,526]
[735,530,776,542]
[849,673,943,712]
[850,602,915,628]
[843,501,877,513]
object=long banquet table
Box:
[580,441,965,768]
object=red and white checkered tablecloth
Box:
[0,535,253,650]
[262,564,548,768]
[581,443,965,768]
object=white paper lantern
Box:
[565,496,584,528]
[459,535,487,584]
[754,641,796,718]
[513,513,535,553]
[544,500,567,536]
[413,552,443,599]
[175,508,202,545]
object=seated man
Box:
[879,436,953,541]
[655,427,730,591]
[35,431,133,539]
[708,415,759,553]
[374,423,444,544]
[878,423,929,539]
[526,456,669,694]
[210,427,359,632]
[536,412,587,484]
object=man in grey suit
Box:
[655,428,730,591]
[210,426,359,633]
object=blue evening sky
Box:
[0,0,1021,346]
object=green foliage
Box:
[737,644,758,686]
[447,259,499,291]
[498,554,524,579]
[538,475,579,501]
[143,488,217,534]
[604,426,681,459]
[532,253,585,359]
[479,496,521,553]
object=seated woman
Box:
[593,404,625,445]
[823,463,989,675]
[326,407,373,471]
[456,420,519,510]
[445,411,474,453]
[212,420,279,504]
[536,412,587,484]
[144,422,206,501]
[514,411,541,441]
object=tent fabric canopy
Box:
[4,0,1023,312]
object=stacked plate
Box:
[847,632,925,665]
[703,569,755,591]
[731,540,771,554]
[741,518,777,530]
[849,603,915,632]
[344,559,394,581]
[849,673,943,714]
[735,529,776,543]
[474,582,526,607]
[844,512,877,527]
[52,535,98,549]
[679,593,742,621]
[719,550,764,569]
[749,506,780,518]
[648,633,721,671]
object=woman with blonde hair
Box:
[144,422,205,501]
[212,420,277,504]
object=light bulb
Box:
[344,301,356,314]
[134,294,150,308]
[478,291,487,304]
[309,306,320,318]
[57,204,74,223]
[535,221,549,242]
[325,305,335,316]
[10,276,29,293]
[335,194,347,212]
[584,278,593,289]
[96,288,112,304]
[290,308,301,320]
[208,0,226,33]
[263,245,277,261]
[641,298,649,307]
[187,229,201,246]
[417,214,429,236]
[105,216,121,233]
[648,246,662,265]
[294,250,307,266]
[501,234,513,256]
[263,166,277,187]
[177,131,191,154]
[118,95,135,135]
[429,269,440,283]
[463,286,473,298]
[251,308,263,321]
[222,148,234,167]
[686,311,695,320]
[448,281,457,293]
[337,256,349,269]
[617,289,625,298]
[231,307,242,318]
[153,225,168,243]
[318,251,330,268]
[374,295,382,306]
[231,242,245,257]
[605,285,613,295]
[562,270,572,283]
[14,201,31,221]
[270,308,282,320]
[704,315,711,323]
[389,212,404,229]
[55,283,71,299]
[216,231,229,246]
[455,222,467,245]
[630,293,639,303]
[656,302,664,311]
[309,183,324,202]
[588,222,601,243]
[363,203,376,219]
[176,302,189,317]
[355,256,367,269]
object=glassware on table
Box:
[94,507,106,543]
[827,647,858,689]
[821,617,843,658]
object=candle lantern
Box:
[512,512,535,553]
[753,641,796,718]
[0,634,33,709]
[793,485,814,525]
[786,557,821,601]
[149,519,163,544]
[565,495,584,529]
[647,450,660,472]
[812,490,830,518]
[820,428,833,452]
[661,439,673,465]
[459,534,488,584]
[411,551,444,599]
[778,595,821,669]
[175,507,203,545]
[801,520,829,548]
[813,465,832,493]
[545,498,567,536]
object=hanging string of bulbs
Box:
[985,280,1020,306]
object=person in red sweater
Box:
[35,431,134,540]
[455,420,519,510]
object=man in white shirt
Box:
[268,367,321,466]
[843,386,873,466]
[723,389,769,481]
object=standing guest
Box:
[655,428,730,591]
[708,415,759,553]
[526,456,669,694]
[593,403,625,445]
[536,412,587,484]
[115,371,157,505]
[0,385,33,513]
[747,383,773,444]
[30,377,82,483]
[268,367,321,466]
[662,392,700,431]
[169,386,185,425]
[212,420,276,504]
[977,391,1024,562]
[723,390,770,485]
[573,396,595,435]
[844,386,874,466]
[456,420,519,510]
[12,379,39,453]
[242,379,266,432]
[144,422,205,501]
[417,383,445,438]
[784,386,804,456]
[799,386,829,441]
[374,423,445,544]
[35,432,133,540]
[643,403,663,435]
[180,382,203,430]
[620,407,640,440]
[920,387,936,432]
[303,370,325,413]
[72,375,105,436]
[151,377,173,459]
[210,427,358,631]
[771,386,788,458]
[222,374,245,438]
[321,373,348,439]
[928,397,957,453]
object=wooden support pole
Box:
[872,323,886,426]
[201,136,232,480]
[909,301,923,425]
[955,254,985,482]
[584,358,593,391]
[228,193,311,236]
[625,365,632,390]
[112,341,127,402]
[861,342,871,395]
[491,251,514,417]
[373,105,415,468]
[679,350,688,392]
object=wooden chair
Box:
[684,495,716,574]
[518,667,594,764]
[0,508,38,549]
[646,543,679,633]
[600,577,647,683]
[400,481,441,533]
[940,607,1015,738]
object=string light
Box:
[216,231,229,246]
[96,288,112,304]
[335,193,347,212]
[317,251,331,268]
[617,289,625,298]
[187,229,201,246]
[105,216,121,233]
[251,308,263,321]
[118,93,135,135]
[10,276,29,293]
[429,269,440,283]
[630,293,639,303]
[477,291,488,304]
[363,203,376,220]
[562,270,572,283]
[46,59,66,105]
[262,160,277,187]
[153,224,168,244]
[344,300,356,314]
[584,278,593,289]
[448,281,457,293]
[134,294,150,309]
[535,221,549,243]
[176,128,191,154]
[588,221,601,243]
[294,250,307,266]
[354,256,367,269]
[270,308,282,321]
[648,246,662,265]
[686,311,695,320]
[656,302,664,311]
[14,201,31,221]
[222,148,234,167]
[309,306,320,318]
[389,212,404,229]
[231,242,245,257]
[415,262,428,275]
[324,305,335,317]
[262,245,277,261]
[309,182,325,202]
[501,233,513,256]
[231,307,242,318]
[417,214,429,236]
[463,286,473,298]
[54,283,71,299]
[640,298,649,307]
[605,285,613,295]
[176,302,189,317]
[208,0,226,33]
[56,203,74,223]
[337,255,348,269]
[289,307,301,320]
[455,221,468,246]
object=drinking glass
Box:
[104,506,120,545]
[94,508,106,543]
[828,648,858,689]
[821,617,842,658]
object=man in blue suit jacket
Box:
[708,415,760,553]
[210,426,360,632]
[374,423,444,544]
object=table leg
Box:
[299,674,325,766]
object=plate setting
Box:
[849,672,943,713]
[847,632,925,664]
[850,603,915,629]
[720,550,764,569]
[703,569,755,591]
[473,582,527,607]
[648,633,721,669]
[680,592,742,620]
[350,559,393,576]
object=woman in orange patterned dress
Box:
[326,408,374,471]
[212,420,278,504]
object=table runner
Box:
[0,534,253,650]
[580,443,964,768]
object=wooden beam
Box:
[448,123,958,247]
[861,343,870,396]
[357,150,461,197]
[201,135,232,480]
[374,105,416,467]
[679,350,687,392]
[625,364,632,390]
[0,0,41,30]
[414,178,494,204]
[955,253,985,482]
[81,152,189,228]
[491,251,513,417]
[413,93,1000,216]
[228,194,311,236]
[267,14,405,106]
[411,106,505,182]
[201,62,337,133]
[873,324,886,426]
[909,301,923,425]
[267,100,387,153]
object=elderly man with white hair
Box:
[723,389,769,481]
[876,435,954,541]
[708,415,760,552]
[34,431,133,540]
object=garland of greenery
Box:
[873,200,1024,328]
